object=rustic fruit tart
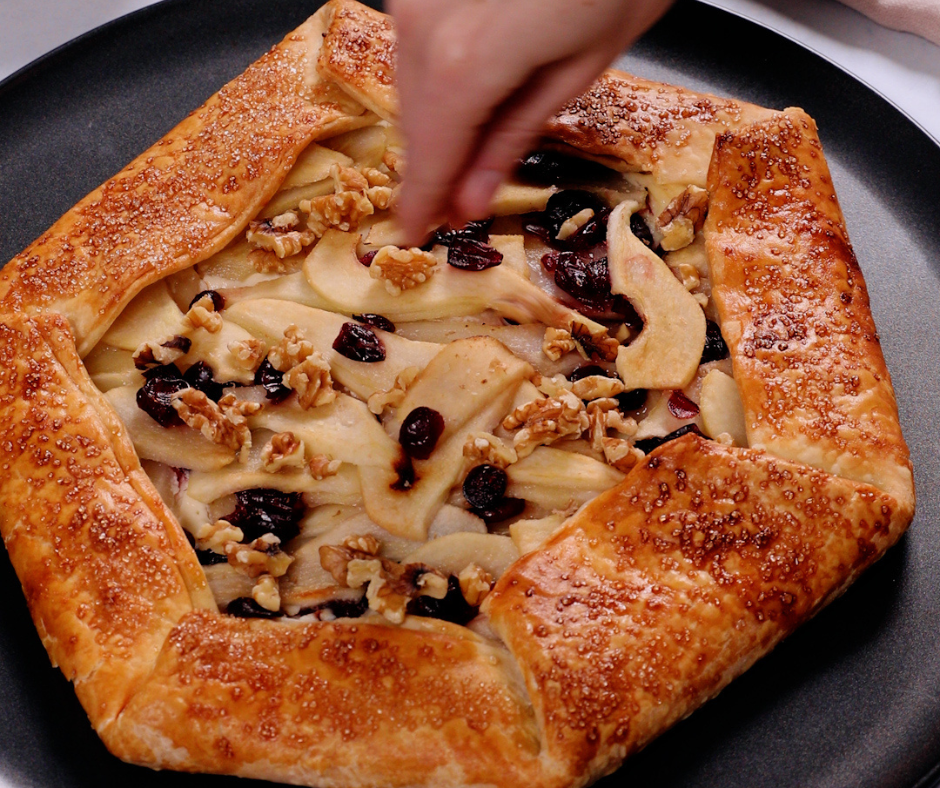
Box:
[0,1,914,787]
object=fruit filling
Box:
[83,122,749,627]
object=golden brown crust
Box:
[485,435,908,786]
[705,109,914,513]
[542,71,776,186]
[0,12,355,356]
[106,612,541,788]
[0,312,195,728]
[318,0,399,121]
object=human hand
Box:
[389,0,673,243]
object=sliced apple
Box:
[260,181,336,219]
[185,463,360,505]
[509,512,568,555]
[322,125,389,168]
[299,504,364,539]
[303,229,603,332]
[280,142,353,190]
[489,234,529,279]
[225,298,442,400]
[97,279,187,352]
[84,344,142,392]
[700,368,748,446]
[488,182,556,215]
[361,339,531,541]
[403,533,520,579]
[608,201,706,391]
[249,393,400,468]
[427,505,487,539]
[505,446,625,510]
[104,386,236,472]
[219,272,334,311]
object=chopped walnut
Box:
[714,432,735,446]
[308,454,342,480]
[285,353,336,409]
[172,388,255,461]
[228,337,266,372]
[342,534,380,555]
[252,574,281,612]
[185,295,223,334]
[555,208,595,241]
[586,403,638,453]
[463,432,518,470]
[268,325,314,372]
[361,166,391,187]
[226,534,293,578]
[195,519,245,554]
[262,432,306,473]
[658,185,709,252]
[458,563,494,607]
[302,190,375,237]
[570,320,619,362]
[382,149,405,174]
[367,185,395,211]
[367,366,420,415]
[542,327,576,361]
[533,373,573,398]
[570,375,625,401]
[330,164,370,192]
[246,214,316,258]
[369,245,438,296]
[694,292,709,309]
[602,437,644,472]
[502,390,589,458]
[319,544,447,624]
[133,335,191,369]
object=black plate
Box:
[1,2,939,787]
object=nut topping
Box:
[284,353,336,409]
[133,335,191,369]
[308,454,342,480]
[542,327,577,361]
[246,213,316,258]
[268,325,314,372]
[458,563,494,607]
[226,534,293,578]
[369,245,438,296]
[228,337,267,372]
[172,388,257,461]
[462,432,518,470]
[367,366,419,415]
[261,432,306,473]
[502,390,589,458]
[185,294,224,334]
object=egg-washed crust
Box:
[0,10,376,358]
[0,1,915,787]
[705,109,914,515]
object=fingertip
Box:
[455,168,505,223]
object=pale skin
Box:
[389,0,674,244]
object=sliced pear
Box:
[361,340,530,541]
[489,234,529,279]
[219,271,333,311]
[104,386,235,471]
[427,505,487,539]
[197,238,276,288]
[98,279,187,352]
[322,125,388,168]
[249,393,399,468]
[488,182,556,215]
[700,368,748,446]
[260,181,336,219]
[299,504,364,539]
[280,142,353,190]
[225,299,442,400]
[505,446,625,510]
[608,201,706,391]
[186,463,360,505]
[85,344,142,392]
[183,318,260,385]
[509,512,568,555]
[303,229,601,331]
[403,533,520,579]
[204,564,256,610]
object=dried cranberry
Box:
[189,289,225,312]
[359,250,378,267]
[183,360,228,402]
[407,576,477,626]
[399,407,446,460]
[353,313,396,333]
[701,320,730,363]
[196,548,228,566]
[630,212,659,254]
[226,597,281,619]
[634,424,704,454]
[616,388,647,413]
[568,364,612,382]
[223,488,305,544]
[254,358,291,403]
[540,251,559,272]
[463,464,508,510]
[431,218,493,247]
[667,390,700,420]
[446,238,503,271]
[550,251,613,310]
[543,190,609,248]
[333,322,386,362]
[516,150,615,186]
[297,594,369,620]
[136,364,189,427]
[470,496,525,526]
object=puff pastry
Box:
[0,2,914,787]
